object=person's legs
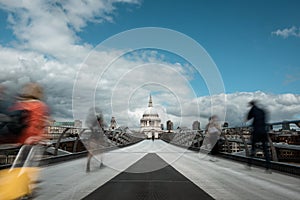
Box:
[209,134,218,162]
[86,152,92,172]
[200,135,209,152]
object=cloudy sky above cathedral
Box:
[0,0,299,128]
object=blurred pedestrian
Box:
[0,82,49,144]
[1,82,49,166]
[246,100,271,173]
[0,82,49,199]
[85,107,106,172]
[11,82,49,145]
[203,115,221,161]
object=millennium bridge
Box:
[0,120,300,199]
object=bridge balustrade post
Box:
[268,135,278,161]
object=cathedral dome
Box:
[140,95,162,135]
[143,107,159,116]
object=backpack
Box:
[0,110,29,140]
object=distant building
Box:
[219,128,251,153]
[47,120,82,139]
[140,95,162,138]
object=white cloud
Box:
[0,0,140,62]
[72,48,200,127]
[116,91,300,130]
[0,1,299,131]
[272,26,300,38]
[0,0,141,121]
[1,43,299,129]
[196,92,300,129]
[2,45,298,129]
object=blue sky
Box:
[0,0,300,127]
[77,0,300,94]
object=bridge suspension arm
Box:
[54,128,71,156]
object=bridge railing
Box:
[160,129,204,150]
[0,126,144,167]
[161,119,300,163]
[0,126,88,166]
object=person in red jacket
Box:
[11,82,49,145]
[0,83,50,199]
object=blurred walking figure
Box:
[0,82,49,145]
[85,107,106,172]
[9,82,49,165]
[12,82,49,145]
[202,115,221,161]
[246,100,271,173]
[0,82,49,199]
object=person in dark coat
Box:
[246,100,271,173]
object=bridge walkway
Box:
[36,140,300,200]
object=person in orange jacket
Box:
[0,83,50,199]
[0,82,49,145]
[10,82,49,145]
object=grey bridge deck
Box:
[36,140,300,200]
